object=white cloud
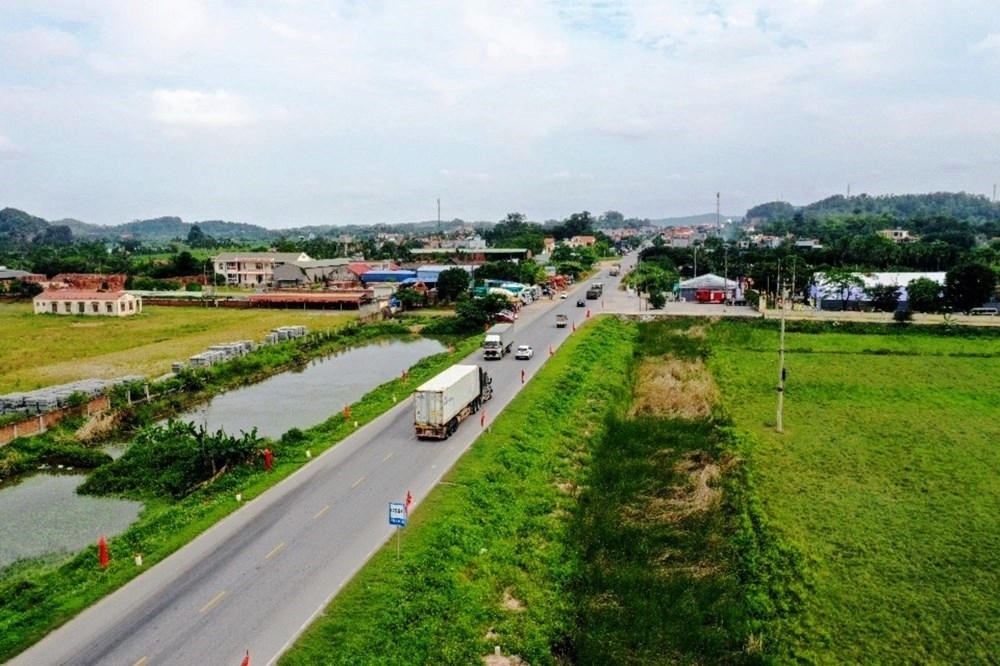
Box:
[3,25,80,63]
[150,89,256,133]
[0,133,20,156]
[3,1,1000,225]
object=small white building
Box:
[33,290,142,316]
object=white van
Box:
[968,307,998,316]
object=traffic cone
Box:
[98,535,109,568]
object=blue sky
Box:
[1,1,999,229]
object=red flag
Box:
[240,650,250,666]
[405,491,413,516]
[480,410,487,428]
[98,535,109,568]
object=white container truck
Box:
[413,364,494,440]
[482,323,515,360]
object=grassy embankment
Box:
[0,309,482,662]
[0,301,355,393]
[706,319,1000,663]
[282,316,796,665]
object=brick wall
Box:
[0,395,111,447]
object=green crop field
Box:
[0,303,353,393]
[706,320,1000,663]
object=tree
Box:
[187,224,206,247]
[436,267,470,302]
[945,262,998,313]
[906,277,943,313]
[865,284,901,312]
[394,287,426,309]
[822,268,865,310]
[454,293,511,330]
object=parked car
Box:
[576,299,586,307]
[560,292,568,299]
[515,345,534,360]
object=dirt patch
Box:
[630,356,718,419]
[502,588,525,611]
[483,649,528,666]
[75,411,120,442]
[622,451,727,527]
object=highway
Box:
[8,262,634,666]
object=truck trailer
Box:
[555,314,569,328]
[413,364,493,439]
[483,323,515,360]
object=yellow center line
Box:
[266,542,286,559]
[383,452,394,462]
[352,476,364,488]
[314,505,331,520]
[199,590,228,614]
[134,658,148,666]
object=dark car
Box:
[576,299,586,307]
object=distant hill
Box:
[746,192,1000,224]
[0,207,50,248]
[58,215,277,243]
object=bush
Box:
[80,420,262,499]
[892,309,913,324]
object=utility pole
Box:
[693,245,698,279]
[723,244,728,313]
[777,279,787,433]
[437,198,441,233]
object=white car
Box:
[560,292,568,299]
[515,345,534,360]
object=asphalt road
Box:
[8,268,614,666]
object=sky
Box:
[1,1,1000,230]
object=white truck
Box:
[482,323,515,360]
[413,364,493,440]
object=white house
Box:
[33,290,142,316]
[213,252,312,288]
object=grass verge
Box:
[281,317,797,665]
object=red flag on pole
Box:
[405,491,413,516]
[98,535,109,568]
[240,650,250,666]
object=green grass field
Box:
[0,303,353,393]
[706,320,1000,663]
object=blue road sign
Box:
[389,502,407,527]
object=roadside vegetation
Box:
[282,317,797,665]
[705,318,1000,662]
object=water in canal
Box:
[0,336,447,569]
[0,474,142,570]
[171,336,446,440]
